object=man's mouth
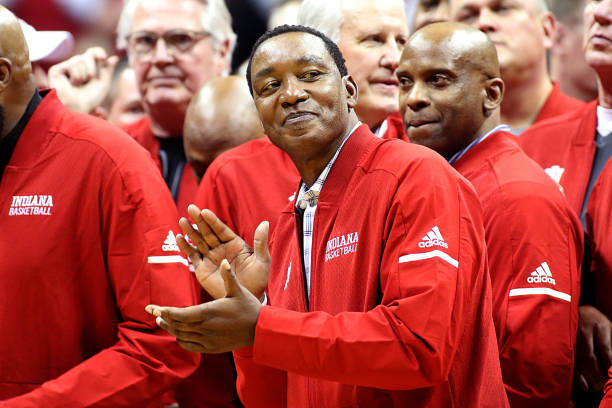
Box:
[283,111,316,126]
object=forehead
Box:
[452,0,534,11]
[342,0,408,35]
[252,32,336,74]
[132,0,205,31]
[399,35,469,72]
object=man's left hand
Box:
[146,259,262,353]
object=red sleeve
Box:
[484,184,582,407]
[2,144,200,406]
[252,161,488,389]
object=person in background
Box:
[0,6,199,405]
[451,0,584,133]
[549,0,599,102]
[412,0,450,32]
[18,18,73,88]
[520,1,612,405]
[399,21,583,406]
[183,75,264,184]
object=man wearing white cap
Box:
[18,18,74,88]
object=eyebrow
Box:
[253,54,328,80]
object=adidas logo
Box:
[545,165,565,184]
[527,262,556,285]
[162,230,179,252]
[419,226,448,249]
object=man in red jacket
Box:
[451,0,584,133]
[520,0,612,402]
[0,7,199,406]
[194,0,410,247]
[398,21,583,406]
[148,24,509,408]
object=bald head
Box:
[0,7,35,140]
[397,22,504,159]
[184,75,265,183]
[410,21,500,77]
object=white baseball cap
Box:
[18,19,74,63]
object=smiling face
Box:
[397,25,498,159]
[249,31,357,160]
[128,0,227,111]
[583,0,612,75]
[339,0,408,129]
[451,0,551,78]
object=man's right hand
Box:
[574,305,612,393]
[177,204,271,301]
[48,47,118,114]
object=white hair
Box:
[297,0,344,43]
[116,0,236,57]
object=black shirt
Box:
[0,89,42,182]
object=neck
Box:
[294,112,359,187]
[597,74,612,109]
[145,101,187,138]
[0,78,36,141]
[500,65,552,129]
[447,113,500,160]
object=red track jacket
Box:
[453,131,583,407]
[233,125,508,407]
[123,117,198,218]
[520,101,598,216]
[0,91,199,406]
[189,114,407,406]
[533,82,585,125]
[585,159,612,320]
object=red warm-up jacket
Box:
[233,125,508,407]
[520,101,597,216]
[0,90,199,406]
[453,130,583,407]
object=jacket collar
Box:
[452,130,519,174]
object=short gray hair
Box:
[116,0,236,57]
[297,0,344,43]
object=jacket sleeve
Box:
[2,148,200,407]
[252,160,489,389]
[484,183,582,408]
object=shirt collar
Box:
[597,105,612,137]
[0,89,42,180]
[296,121,362,208]
[448,124,510,165]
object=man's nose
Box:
[279,77,309,107]
[476,7,497,34]
[152,37,173,65]
[380,37,402,72]
[404,81,430,111]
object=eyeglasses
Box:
[126,29,210,56]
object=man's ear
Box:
[343,74,358,110]
[483,76,504,112]
[214,39,232,77]
[0,58,13,93]
[541,12,556,50]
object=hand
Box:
[574,305,612,392]
[146,259,262,353]
[48,47,118,114]
[177,204,271,300]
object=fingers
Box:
[582,330,605,391]
[221,259,243,298]
[176,231,203,269]
[179,216,210,256]
[187,204,222,248]
[200,208,238,244]
[253,221,271,266]
[145,303,210,324]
